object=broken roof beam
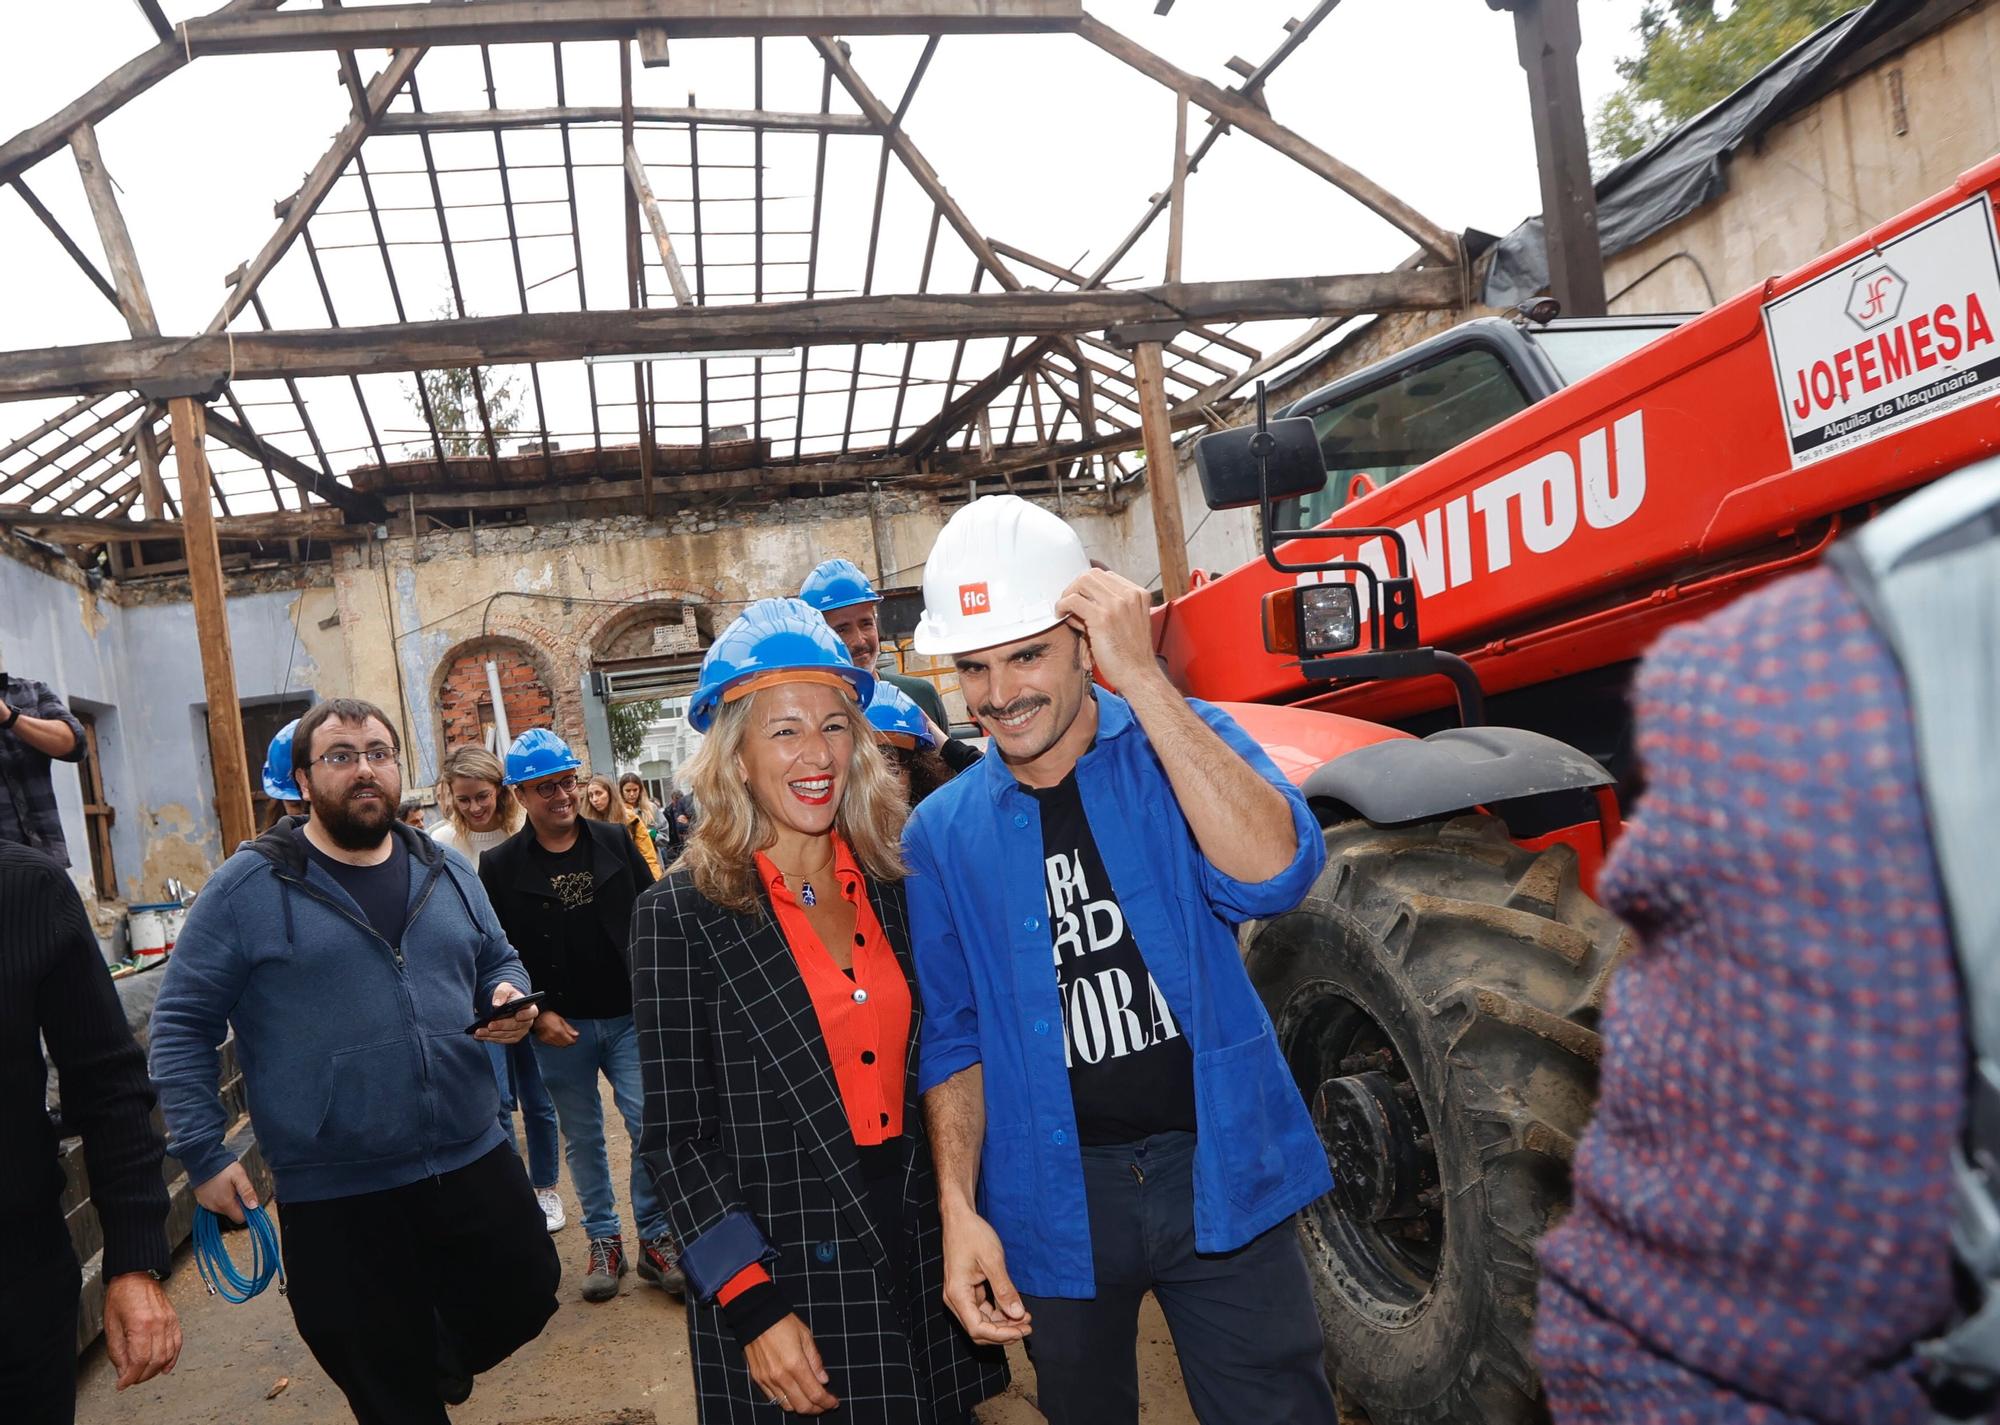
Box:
[201,405,388,521]
[625,144,695,305]
[69,123,160,338]
[0,503,359,544]
[814,38,1025,295]
[179,1,1081,55]
[208,45,425,335]
[0,270,1460,401]
[0,0,287,188]
[1077,15,1458,263]
[378,105,874,136]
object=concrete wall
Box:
[1608,1,2000,314]
[0,539,341,904]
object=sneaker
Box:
[636,1235,686,1297]
[536,1187,566,1234]
[580,1236,626,1303]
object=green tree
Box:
[405,307,525,458]
[1591,1,1863,166]
[407,365,524,458]
[608,698,665,765]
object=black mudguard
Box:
[1301,726,1613,826]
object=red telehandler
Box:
[1163,157,2000,1423]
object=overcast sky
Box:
[0,0,1649,512]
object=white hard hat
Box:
[914,495,1092,656]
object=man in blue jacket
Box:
[903,496,1337,1425]
[149,697,559,1424]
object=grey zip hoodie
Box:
[148,819,530,1202]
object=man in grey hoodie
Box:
[149,698,560,1424]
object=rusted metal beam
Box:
[176,1,1082,55]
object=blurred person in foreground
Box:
[631,598,1007,1421]
[1534,465,2000,1423]
[149,697,556,1423]
[2,839,178,1421]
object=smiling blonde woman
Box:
[630,598,1006,1424]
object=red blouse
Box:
[719,836,912,1307]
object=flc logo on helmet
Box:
[958,583,991,615]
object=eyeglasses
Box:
[528,774,581,800]
[314,745,398,771]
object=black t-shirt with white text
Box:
[1030,770,1197,1145]
[523,833,631,1018]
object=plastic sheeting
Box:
[1483,0,1923,308]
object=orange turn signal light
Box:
[1262,583,1362,658]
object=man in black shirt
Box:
[0,839,178,1420]
[1033,774,1197,1142]
[480,730,682,1303]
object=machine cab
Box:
[1269,315,1681,531]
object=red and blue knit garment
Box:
[1535,564,1969,1424]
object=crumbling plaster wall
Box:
[0,538,342,904]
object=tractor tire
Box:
[1245,812,1632,1425]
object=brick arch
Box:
[574,575,723,656]
[589,598,724,665]
[431,634,563,755]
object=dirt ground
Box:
[76,1083,1198,1425]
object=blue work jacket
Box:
[904,689,1333,1298]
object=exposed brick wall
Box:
[437,639,555,751]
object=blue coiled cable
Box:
[193,1200,286,1303]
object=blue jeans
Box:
[531,1015,668,1242]
[1019,1131,1335,1425]
[488,1037,561,1191]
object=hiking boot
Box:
[580,1235,626,1303]
[636,1235,686,1297]
[536,1187,566,1234]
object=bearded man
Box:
[149,697,559,1424]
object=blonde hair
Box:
[677,683,908,915]
[581,773,621,822]
[436,744,524,838]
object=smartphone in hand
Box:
[464,991,548,1035]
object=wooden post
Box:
[1132,342,1190,599]
[170,398,255,854]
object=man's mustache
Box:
[979,695,1049,722]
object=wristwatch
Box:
[0,704,19,731]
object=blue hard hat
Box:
[262,718,303,801]
[797,558,882,613]
[866,682,937,751]
[503,727,582,786]
[689,597,875,733]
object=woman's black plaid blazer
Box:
[630,867,1008,1424]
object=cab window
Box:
[1279,345,1533,529]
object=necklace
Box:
[773,844,835,908]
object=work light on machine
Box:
[1262,583,1360,657]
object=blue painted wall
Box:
[0,548,330,900]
